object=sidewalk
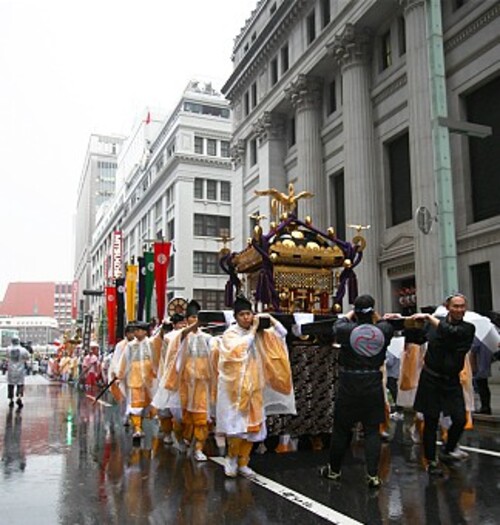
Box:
[473,376,500,425]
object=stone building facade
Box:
[223,0,500,314]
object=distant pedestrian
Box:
[6,337,30,409]
[471,340,495,415]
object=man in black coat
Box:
[413,293,475,476]
[320,294,394,488]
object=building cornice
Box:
[444,2,500,53]
[457,222,500,254]
[223,0,312,101]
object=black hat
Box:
[420,305,436,314]
[354,294,375,314]
[135,321,150,331]
[125,323,136,333]
[233,295,253,315]
[186,300,201,317]
[171,313,185,325]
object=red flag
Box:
[154,241,171,321]
[105,286,117,346]
[145,111,151,124]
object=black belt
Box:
[339,367,380,374]
[423,364,450,381]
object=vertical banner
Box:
[83,313,93,352]
[137,256,146,321]
[125,263,138,322]
[71,280,79,320]
[105,286,117,346]
[112,230,123,279]
[115,277,125,341]
[154,242,171,322]
[144,251,155,322]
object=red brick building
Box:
[0,282,72,330]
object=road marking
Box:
[436,440,500,458]
[210,456,362,525]
[460,445,500,458]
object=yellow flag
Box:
[125,264,139,322]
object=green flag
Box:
[144,251,155,321]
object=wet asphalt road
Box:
[1,375,500,525]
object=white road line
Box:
[458,445,500,458]
[210,456,363,525]
[436,440,500,458]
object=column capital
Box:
[327,23,372,71]
[285,74,323,112]
[252,111,286,144]
[230,139,246,167]
[399,0,425,15]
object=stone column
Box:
[329,24,380,301]
[401,0,442,307]
[253,111,287,221]
[285,75,326,229]
[230,139,246,248]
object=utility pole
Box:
[427,0,458,298]
[427,0,492,298]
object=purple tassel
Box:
[348,271,358,304]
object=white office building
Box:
[89,81,233,321]
[74,134,126,318]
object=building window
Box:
[166,186,174,207]
[168,254,175,278]
[270,57,278,86]
[327,80,337,115]
[306,10,316,45]
[471,262,492,315]
[207,180,217,200]
[466,75,500,222]
[207,139,217,156]
[194,178,204,199]
[167,218,175,240]
[220,140,230,158]
[194,214,231,237]
[193,252,222,274]
[244,92,250,116]
[154,199,162,231]
[220,181,230,202]
[250,138,258,166]
[398,17,406,56]
[184,102,230,118]
[387,132,412,226]
[194,136,204,154]
[193,289,226,310]
[381,30,392,70]
[281,43,289,74]
[251,82,258,108]
[321,0,330,29]
[331,172,345,241]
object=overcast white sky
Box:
[0,0,258,299]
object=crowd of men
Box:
[6,291,498,488]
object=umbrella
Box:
[434,306,500,354]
